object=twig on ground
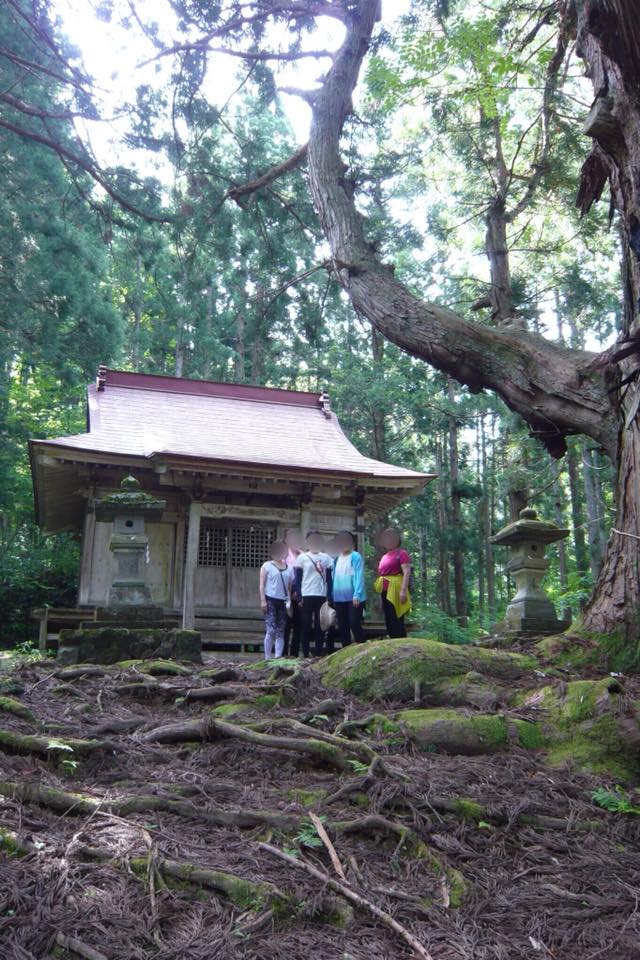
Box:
[259,842,435,960]
[308,811,348,882]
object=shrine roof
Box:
[30,370,434,531]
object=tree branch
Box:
[227,143,308,204]
[0,117,171,224]
[305,0,617,459]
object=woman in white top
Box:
[259,540,292,659]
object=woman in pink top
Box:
[376,528,412,638]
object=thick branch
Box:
[305,0,617,459]
[227,143,308,204]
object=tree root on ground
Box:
[0,695,37,722]
[73,843,288,911]
[0,728,107,757]
[141,715,365,771]
[54,931,109,960]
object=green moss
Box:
[287,788,328,808]
[316,637,535,702]
[450,798,484,821]
[519,677,639,779]
[137,659,192,677]
[396,708,544,756]
[0,827,27,858]
[537,627,638,674]
[0,696,36,723]
[253,693,281,710]
[210,702,252,718]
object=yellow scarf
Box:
[374,573,411,617]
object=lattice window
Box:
[198,524,226,567]
[230,527,275,568]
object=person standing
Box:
[283,528,303,657]
[374,528,411,638]
[259,540,292,660]
[294,531,333,657]
[331,531,366,647]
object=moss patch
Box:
[210,702,252,718]
[520,678,640,779]
[315,637,535,703]
[0,696,36,723]
[396,708,543,755]
[287,788,328,808]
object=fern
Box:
[295,816,326,849]
[592,786,640,815]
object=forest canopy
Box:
[0,0,636,646]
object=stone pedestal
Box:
[56,475,201,664]
[93,475,166,610]
[491,507,571,635]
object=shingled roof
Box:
[30,369,434,531]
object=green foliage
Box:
[294,816,326,849]
[592,787,640,816]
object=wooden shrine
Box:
[30,368,433,647]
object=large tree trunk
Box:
[582,444,607,580]
[448,379,468,626]
[305,0,640,643]
[574,0,640,640]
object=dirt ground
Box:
[1,653,639,960]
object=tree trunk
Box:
[370,323,387,460]
[566,442,589,578]
[582,444,607,581]
[554,480,572,622]
[448,379,467,626]
[481,417,496,622]
[306,0,640,642]
[235,312,246,382]
[434,439,452,616]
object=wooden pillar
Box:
[77,507,96,606]
[182,501,201,629]
[38,613,48,654]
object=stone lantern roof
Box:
[491,507,570,547]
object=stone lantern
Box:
[93,475,166,608]
[491,507,571,634]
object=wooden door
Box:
[194,522,227,609]
[194,520,276,611]
[229,524,276,609]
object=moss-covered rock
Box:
[536,626,639,674]
[519,678,640,779]
[396,708,543,755]
[315,638,535,703]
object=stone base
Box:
[107,585,154,606]
[492,618,571,638]
[57,627,202,665]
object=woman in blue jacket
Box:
[331,530,366,647]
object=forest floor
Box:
[1,647,640,960]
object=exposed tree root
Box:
[74,843,287,910]
[183,685,241,703]
[54,931,109,960]
[0,780,297,831]
[0,695,37,722]
[0,728,107,757]
[198,667,239,683]
[54,666,107,681]
[141,715,363,771]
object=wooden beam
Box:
[182,502,201,629]
[77,505,96,605]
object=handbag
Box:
[320,600,337,632]
[273,563,293,618]
[309,556,336,631]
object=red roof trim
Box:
[101,369,321,408]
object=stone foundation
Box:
[57,627,202,666]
